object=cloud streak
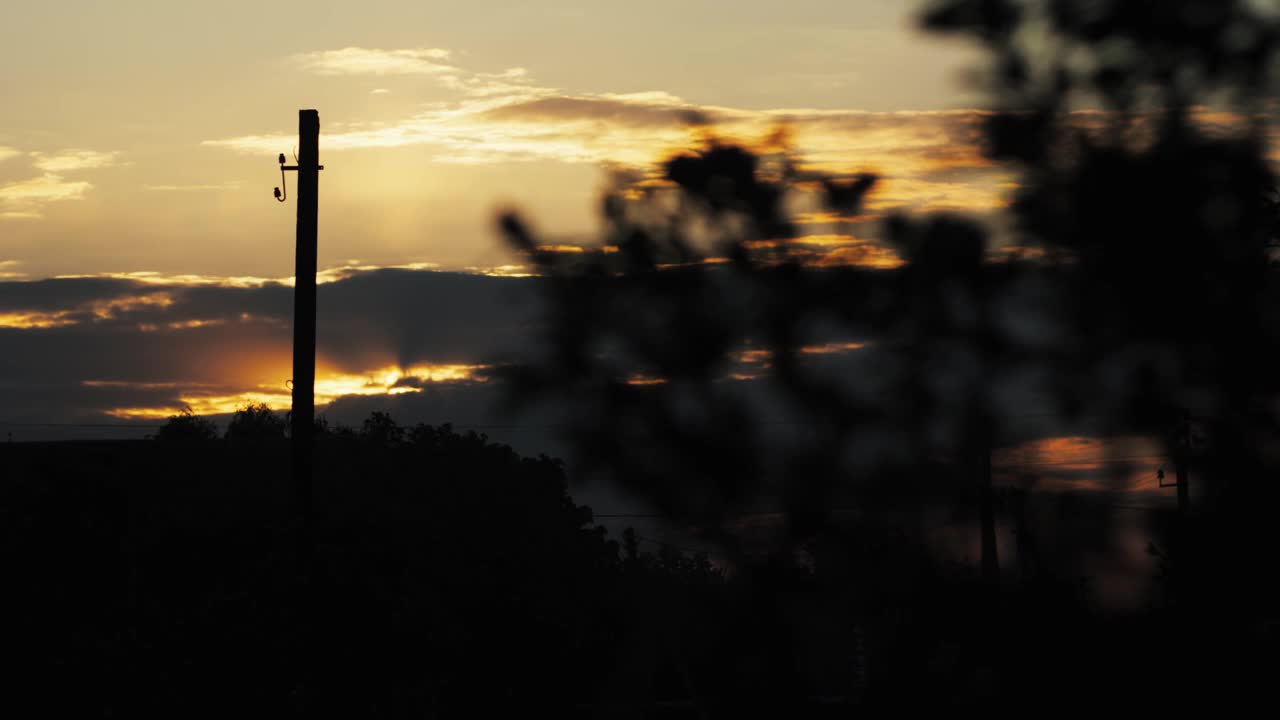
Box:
[144,182,242,192]
[30,149,122,173]
[291,47,454,76]
[205,47,1010,214]
[214,48,1280,221]
[0,174,93,219]
[0,147,121,219]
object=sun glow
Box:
[102,363,492,420]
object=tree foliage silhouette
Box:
[499,132,1026,569]
[225,401,286,443]
[924,0,1280,615]
[496,0,1280,708]
[6,413,641,715]
[501,0,1280,562]
[154,405,217,442]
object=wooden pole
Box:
[1175,408,1191,517]
[978,432,999,584]
[286,109,320,715]
[291,109,319,555]
[1010,487,1035,582]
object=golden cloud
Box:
[102,362,492,419]
[291,47,455,76]
[207,57,1011,214]
[0,173,92,201]
[0,310,79,329]
[742,234,905,269]
[50,261,441,292]
[30,149,121,173]
[0,147,119,219]
[0,260,25,280]
[88,292,174,318]
[0,290,172,329]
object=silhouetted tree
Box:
[500,130,1023,572]
[359,409,404,446]
[153,406,217,443]
[224,402,285,443]
[623,527,641,569]
[923,0,1280,612]
[5,412,627,715]
[497,0,1280,708]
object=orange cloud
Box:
[102,362,493,420]
[0,292,173,328]
[50,262,442,292]
[994,434,1171,496]
[742,234,905,269]
[0,310,79,329]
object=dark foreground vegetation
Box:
[8,0,1280,715]
[5,414,614,715]
[1,410,1275,716]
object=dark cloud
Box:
[0,276,164,313]
[0,269,543,429]
[479,95,717,130]
[0,265,1081,467]
[316,269,541,369]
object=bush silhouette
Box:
[153,406,218,443]
[225,401,286,443]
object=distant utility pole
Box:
[1174,408,1191,517]
[978,432,999,584]
[1158,408,1192,517]
[1009,487,1036,582]
[276,110,323,552]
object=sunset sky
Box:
[1,0,997,279]
[0,1,1183,498]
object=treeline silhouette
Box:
[4,405,1196,716]
[6,406,734,715]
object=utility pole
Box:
[978,432,999,584]
[1009,487,1035,582]
[275,109,322,714]
[292,109,319,551]
[276,110,322,554]
[1161,408,1193,516]
[1174,408,1191,517]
